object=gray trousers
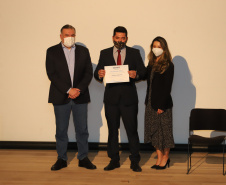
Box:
[53,100,89,160]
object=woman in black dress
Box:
[144,36,175,170]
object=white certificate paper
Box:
[104,65,129,83]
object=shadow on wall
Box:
[172,56,196,144]
[88,63,105,142]
[67,42,104,143]
[119,45,147,143]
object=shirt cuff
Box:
[67,88,71,94]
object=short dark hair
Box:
[60,24,76,33]
[113,26,127,37]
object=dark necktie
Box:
[117,50,121,65]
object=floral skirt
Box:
[144,106,175,150]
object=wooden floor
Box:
[0,150,225,185]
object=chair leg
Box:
[223,139,225,176]
[190,143,192,170]
[187,140,191,174]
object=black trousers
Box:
[104,103,141,163]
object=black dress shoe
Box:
[151,164,159,169]
[130,163,142,172]
[104,161,120,171]
[51,158,67,171]
[79,157,96,169]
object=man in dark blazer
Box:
[94,26,146,172]
[46,24,96,171]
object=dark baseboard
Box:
[0,141,223,152]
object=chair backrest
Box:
[189,108,226,131]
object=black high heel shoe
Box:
[156,159,170,170]
[151,164,159,169]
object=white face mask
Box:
[63,37,75,48]
[152,48,163,57]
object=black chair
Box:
[187,108,226,175]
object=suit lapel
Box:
[56,43,71,84]
[73,45,80,86]
[75,44,80,67]
[123,46,129,65]
[108,47,116,65]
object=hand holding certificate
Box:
[104,65,129,83]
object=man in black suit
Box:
[46,24,96,171]
[94,26,146,172]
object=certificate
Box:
[104,65,129,83]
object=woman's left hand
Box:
[157,109,164,115]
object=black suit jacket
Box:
[94,46,146,105]
[46,43,93,105]
[145,62,174,111]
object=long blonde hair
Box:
[148,36,172,74]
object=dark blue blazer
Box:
[94,46,146,105]
[46,43,93,105]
